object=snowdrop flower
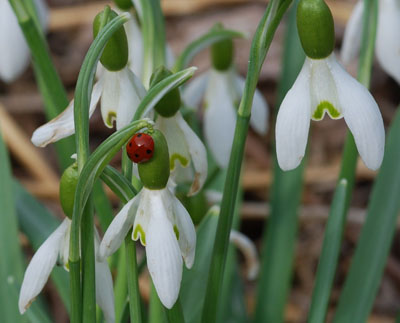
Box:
[31,9,146,147]
[341,0,400,84]
[183,26,268,168]
[276,0,385,171]
[99,130,196,309]
[0,0,48,82]
[19,162,115,322]
[150,67,207,195]
[19,219,115,322]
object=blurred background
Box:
[1,0,399,322]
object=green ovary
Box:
[133,224,146,245]
[312,101,341,120]
[170,154,189,170]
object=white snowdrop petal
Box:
[0,1,30,82]
[58,219,72,268]
[230,230,259,280]
[19,219,70,314]
[132,188,155,245]
[276,60,311,171]
[94,231,115,323]
[182,73,209,109]
[101,70,120,128]
[331,59,385,170]
[115,68,146,130]
[125,15,144,77]
[174,112,208,195]
[204,70,237,168]
[170,191,196,268]
[340,1,364,64]
[156,116,191,171]
[146,200,183,309]
[235,76,269,135]
[376,0,400,84]
[166,44,175,70]
[98,193,140,260]
[31,81,102,147]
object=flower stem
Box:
[125,233,143,323]
[201,1,292,322]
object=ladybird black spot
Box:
[137,134,142,137]
[146,149,152,154]
[129,142,132,147]
[135,154,139,158]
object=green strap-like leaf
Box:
[307,179,348,323]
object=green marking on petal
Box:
[106,111,117,127]
[170,153,189,170]
[312,101,341,120]
[173,225,180,240]
[133,224,146,245]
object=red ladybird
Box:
[126,133,154,163]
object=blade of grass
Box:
[307,179,348,323]
[253,2,305,322]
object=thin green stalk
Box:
[201,1,292,322]
[125,234,143,323]
[114,247,128,323]
[253,2,305,321]
[69,13,131,323]
[81,201,96,323]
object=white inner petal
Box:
[309,55,342,121]
[156,115,191,171]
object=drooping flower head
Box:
[99,129,196,309]
[183,23,269,168]
[275,0,385,171]
[149,66,208,195]
[19,162,115,322]
[31,8,145,148]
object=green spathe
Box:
[211,24,234,71]
[138,130,170,189]
[297,0,335,59]
[150,67,182,117]
[60,162,79,219]
[93,8,129,71]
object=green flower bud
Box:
[138,130,170,189]
[149,67,182,117]
[93,8,129,71]
[296,0,335,59]
[59,162,79,219]
[114,0,132,10]
[211,23,234,71]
